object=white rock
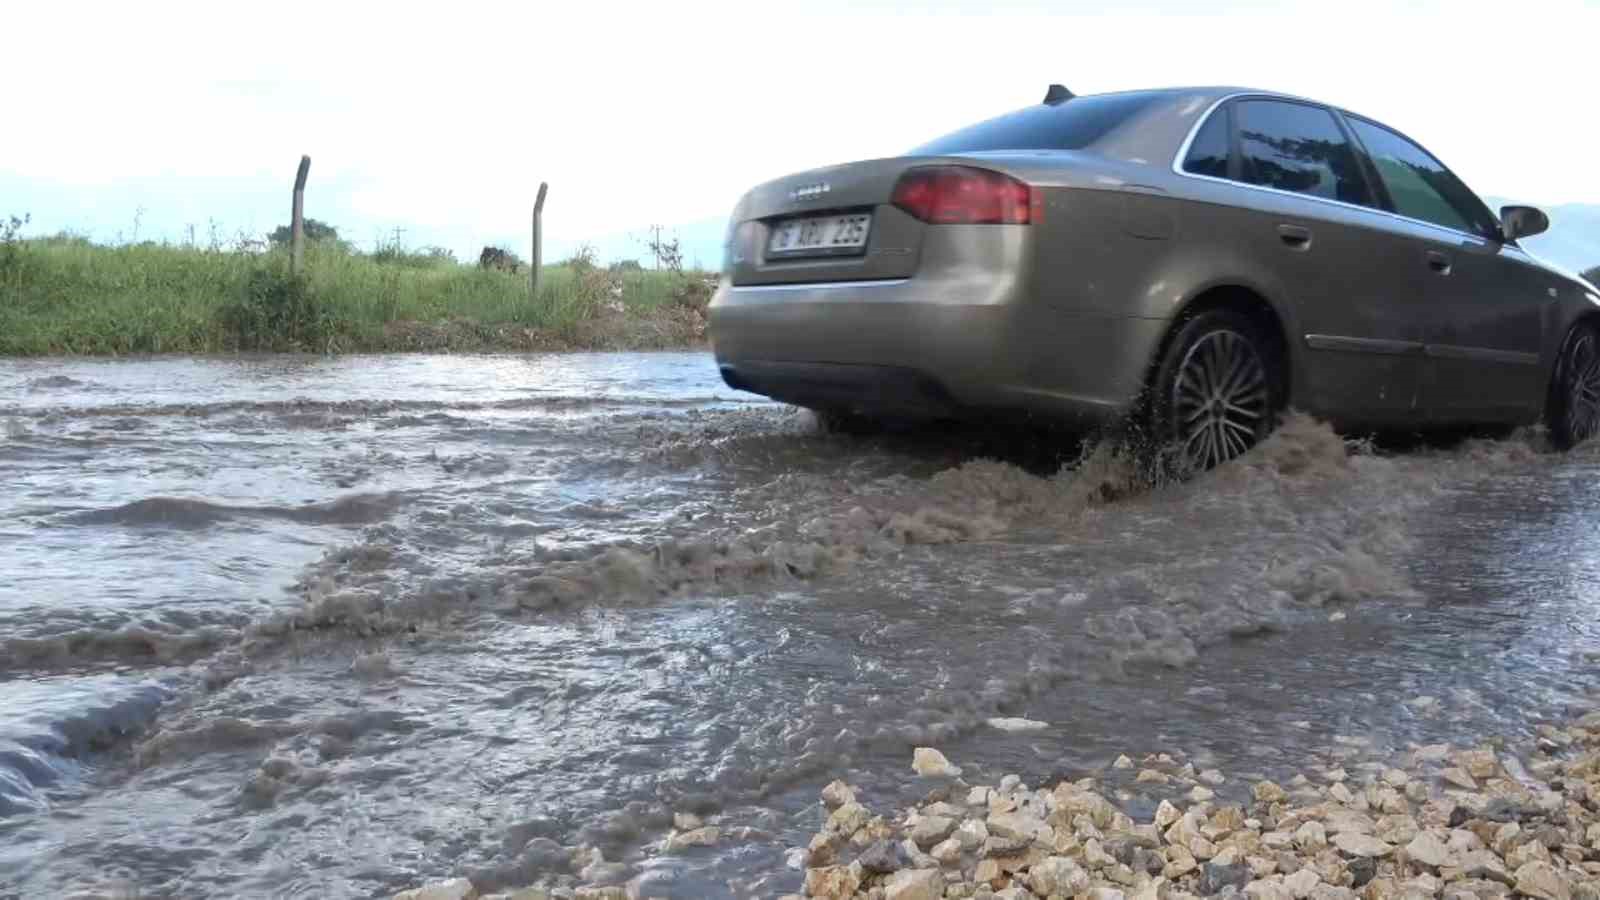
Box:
[956,819,988,850]
[1294,821,1328,852]
[1190,786,1216,803]
[988,811,1048,843]
[1132,876,1170,900]
[1029,856,1091,896]
[1154,799,1182,830]
[1458,849,1513,885]
[664,826,720,853]
[1263,831,1295,850]
[826,802,869,836]
[1405,831,1454,869]
[884,867,945,900]
[930,837,962,864]
[966,786,992,807]
[820,780,856,810]
[1084,838,1119,868]
[1331,832,1392,858]
[672,811,704,831]
[1323,808,1375,836]
[909,815,956,849]
[1166,812,1204,850]
[1284,867,1322,899]
[1447,829,1486,854]
[1114,754,1136,769]
[1403,875,1442,896]
[911,747,961,778]
[1254,781,1289,804]
[1512,860,1570,900]
[394,879,477,900]
[1244,880,1294,900]
[987,717,1049,733]
[1454,749,1499,780]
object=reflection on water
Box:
[1,353,1597,898]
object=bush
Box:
[268,218,344,248]
[371,241,457,269]
[1,213,30,289]
[217,264,339,351]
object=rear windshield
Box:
[909,91,1164,154]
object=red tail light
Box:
[891,166,1037,225]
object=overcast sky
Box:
[4,0,1597,260]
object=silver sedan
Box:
[709,85,1600,469]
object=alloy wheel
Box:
[1171,329,1270,471]
[1564,331,1600,445]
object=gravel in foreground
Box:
[394,706,1600,900]
[789,721,1600,900]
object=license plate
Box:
[766,213,872,259]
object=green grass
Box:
[0,236,713,355]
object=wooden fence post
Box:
[290,155,311,275]
[531,182,548,300]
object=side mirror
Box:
[1500,205,1549,241]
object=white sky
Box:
[4,0,1598,258]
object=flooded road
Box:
[2,352,1598,899]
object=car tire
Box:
[1147,308,1284,474]
[1545,320,1600,451]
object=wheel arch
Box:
[1140,282,1297,415]
[1545,310,1600,413]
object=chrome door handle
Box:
[1277,224,1312,250]
[1426,250,1452,275]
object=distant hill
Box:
[553,201,1600,280]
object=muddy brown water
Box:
[2,353,1598,899]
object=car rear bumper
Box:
[708,277,1169,428]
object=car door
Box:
[1342,115,1548,424]
[1217,98,1428,426]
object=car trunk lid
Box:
[728,157,927,287]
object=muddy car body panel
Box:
[709,86,1600,436]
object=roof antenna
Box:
[1043,84,1074,105]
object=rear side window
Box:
[1233,100,1373,207]
[910,92,1162,154]
[1345,117,1497,237]
[1182,108,1230,178]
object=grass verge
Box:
[0,233,714,355]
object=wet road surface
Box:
[2,353,1598,898]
